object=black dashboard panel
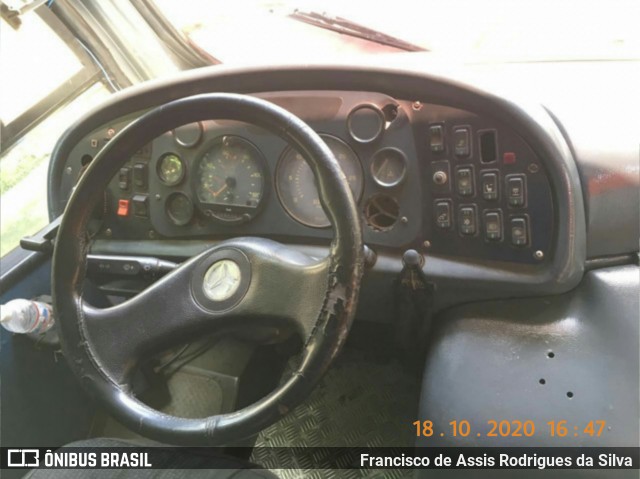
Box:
[67,92,422,249]
[46,63,586,300]
[59,91,554,266]
[410,103,554,265]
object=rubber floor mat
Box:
[251,350,420,478]
[94,367,228,441]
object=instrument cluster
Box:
[64,90,554,264]
[148,100,410,232]
[97,91,422,250]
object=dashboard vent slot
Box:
[364,194,400,231]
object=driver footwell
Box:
[251,349,419,478]
[90,336,420,478]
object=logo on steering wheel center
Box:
[203,259,242,302]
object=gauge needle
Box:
[377,158,389,176]
[211,184,228,197]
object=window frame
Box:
[0,6,108,154]
[0,5,114,275]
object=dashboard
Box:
[41,61,609,317]
[58,90,554,266]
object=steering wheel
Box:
[52,93,364,446]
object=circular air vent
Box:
[364,194,400,231]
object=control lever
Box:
[87,255,177,280]
[399,249,427,290]
[20,215,62,253]
[393,249,434,365]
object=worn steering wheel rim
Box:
[52,93,364,446]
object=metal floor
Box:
[251,349,420,478]
[94,343,420,478]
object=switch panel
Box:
[422,105,553,265]
[456,167,475,197]
[481,171,499,201]
[506,174,526,207]
[458,205,477,236]
[118,167,131,190]
[483,210,503,241]
[117,199,130,217]
[133,162,148,190]
[435,200,453,229]
[430,160,451,195]
[453,127,471,157]
[429,124,445,153]
[510,217,529,246]
[132,194,149,217]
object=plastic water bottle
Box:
[0,299,55,335]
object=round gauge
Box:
[276,135,363,228]
[166,192,194,226]
[173,122,203,148]
[347,104,384,143]
[194,136,266,223]
[157,153,185,186]
[371,148,407,187]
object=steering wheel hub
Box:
[203,259,242,302]
[190,247,252,313]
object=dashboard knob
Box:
[432,170,448,185]
[402,249,425,268]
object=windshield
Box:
[156,0,639,62]
[0,0,637,258]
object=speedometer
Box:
[276,135,363,228]
[194,135,266,223]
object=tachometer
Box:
[276,135,363,228]
[194,136,266,223]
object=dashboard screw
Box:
[534,250,544,260]
[528,163,540,173]
[423,240,431,249]
[148,230,156,239]
[104,228,112,237]
[155,194,161,201]
[400,216,408,224]
[65,166,73,175]
[412,101,422,111]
